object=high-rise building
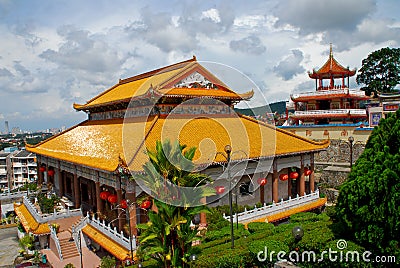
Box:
[4,121,9,134]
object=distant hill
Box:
[235,101,287,116]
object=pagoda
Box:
[290,45,369,125]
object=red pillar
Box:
[299,155,305,196]
[310,154,315,193]
[117,187,124,231]
[95,181,103,214]
[287,169,292,198]
[126,186,137,236]
[73,171,80,209]
[57,168,64,197]
[272,160,279,203]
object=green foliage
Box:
[356,47,400,96]
[203,224,249,242]
[64,263,75,268]
[19,234,34,251]
[246,222,275,235]
[336,110,400,262]
[290,212,329,223]
[100,256,116,268]
[204,208,229,231]
[36,193,60,214]
[136,140,213,268]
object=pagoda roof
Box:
[74,57,253,111]
[26,114,329,173]
[308,45,356,79]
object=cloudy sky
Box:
[0,0,399,131]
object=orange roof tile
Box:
[14,203,50,236]
[244,197,327,227]
[82,224,132,261]
[27,114,329,173]
[308,45,356,79]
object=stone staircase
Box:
[55,216,86,260]
[58,234,80,259]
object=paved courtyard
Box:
[0,226,19,268]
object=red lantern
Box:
[47,169,55,177]
[39,166,46,173]
[108,194,118,204]
[100,191,110,200]
[215,186,225,194]
[120,199,128,209]
[141,200,152,209]
[290,172,299,179]
[304,168,312,176]
[279,174,289,181]
[257,178,267,186]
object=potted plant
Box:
[51,223,60,233]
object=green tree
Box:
[336,110,400,260]
[356,47,400,96]
[136,140,214,268]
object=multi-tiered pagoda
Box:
[290,45,369,125]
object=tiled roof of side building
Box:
[27,114,329,173]
[14,150,35,158]
[14,203,50,235]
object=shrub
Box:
[247,222,275,235]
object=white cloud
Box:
[274,49,305,81]
[201,8,221,23]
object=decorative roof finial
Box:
[193,55,197,61]
[329,43,333,58]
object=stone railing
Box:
[223,190,321,223]
[87,216,136,252]
[50,225,63,261]
[0,190,28,201]
[22,196,82,223]
[291,89,366,99]
[294,109,366,116]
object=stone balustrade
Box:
[87,215,136,251]
[22,196,82,223]
[223,190,320,223]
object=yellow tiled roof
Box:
[82,224,132,261]
[14,203,50,236]
[73,58,251,110]
[27,114,329,173]
[156,87,253,99]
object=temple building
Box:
[20,57,328,262]
[290,45,369,125]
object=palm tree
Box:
[136,140,214,268]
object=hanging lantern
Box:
[290,172,299,180]
[215,186,225,194]
[141,200,152,209]
[279,174,289,181]
[304,168,312,176]
[47,169,55,177]
[120,199,128,209]
[39,166,46,173]
[100,191,110,200]
[108,194,118,204]
[257,178,267,186]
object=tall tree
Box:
[336,110,400,260]
[356,47,400,96]
[136,140,214,268]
